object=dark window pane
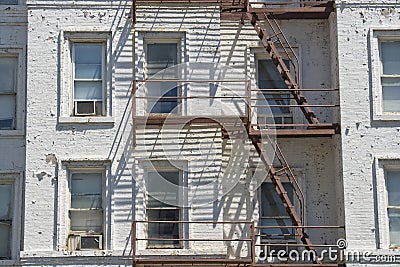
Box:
[146,43,178,77]
[0,224,11,259]
[381,42,400,75]
[260,182,294,239]
[0,95,15,129]
[147,209,180,247]
[75,44,102,65]
[0,184,12,220]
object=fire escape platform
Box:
[134,0,335,20]
[133,116,339,137]
[222,1,334,20]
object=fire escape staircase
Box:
[246,7,322,265]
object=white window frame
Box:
[370,29,400,121]
[375,158,400,249]
[59,31,113,124]
[0,172,22,262]
[59,160,111,253]
[144,38,181,115]
[72,42,106,117]
[135,32,186,116]
[252,47,301,128]
[144,166,183,249]
[139,160,188,250]
[0,48,25,136]
[67,169,105,251]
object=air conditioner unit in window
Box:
[68,234,103,251]
[74,100,103,116]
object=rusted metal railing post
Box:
[250,221,255,266]
[132,221,137,265]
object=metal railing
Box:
[133,79,339,131]
[132,220,345,266]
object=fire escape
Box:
[131,0,343,266]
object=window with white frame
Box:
[386,170,400,247]
[0,56,17,130]
[68,170,104,251]
[0,181,14,259]
[146,169,182,248]
[145,41,180,114]
[72,42,105,116]
[256,58,293,128]
[379,40,400,113]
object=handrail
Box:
[133,79,339,130]
[132,220,345,265]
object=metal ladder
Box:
[246,7,322,265]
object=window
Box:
[145,42,179,114]
[386,170,400,247]
[0,56,17,130]
[259,181,296,256]
[380,41,400,113]
[68,171,104,251]
[0,182,13,259]
[146,169,181,248]
[72,43,105,116]
[257,59,293,128]
[260,182,294,240]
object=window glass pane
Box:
[75,64,102,80]
[0,0,18,4]
[74,44,102,65]
[0,184,12,220]
[147,82,178,113]
[148,209,180,246]
[147,171,179,207]
[381,41,400,75]
[257,59,291,116]
[146,43,178,77]
[70,210,103,232]
[382,77,400,112]
[261,182,293,217]
[257,59,289,89]
[0,95,15,129]
[71,173,102,209]
[0,224,11,259]
[388,208,400,246]
[0,57,17,93]
[260,182,294,239]
[74,81,102,100]
[387,171,400,207]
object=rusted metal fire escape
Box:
[246,5,320,264]
[131,0,340,266]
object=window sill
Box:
[0,130,24,138]
[373,113,400,121]
[58,116,115,125]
